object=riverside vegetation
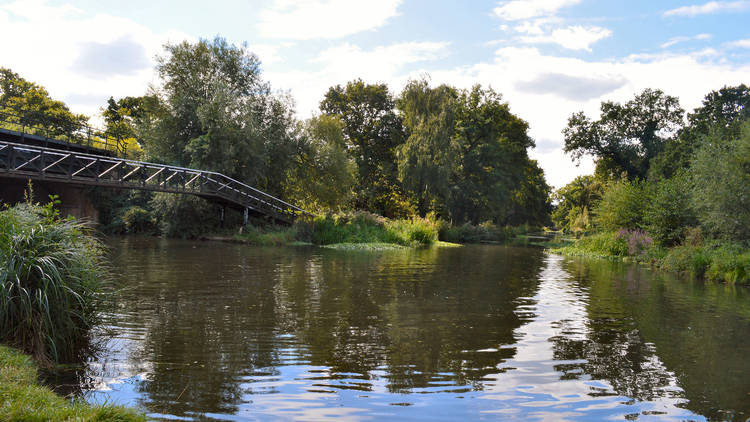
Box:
[553,86,750,285]
[0,195,145,420]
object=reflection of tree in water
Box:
[559,257,750,421]
[108,239,295,417]
[275,246,546,393]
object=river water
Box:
[73,237,750,421]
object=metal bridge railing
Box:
[0,110,127,157]
[0,140,311,224]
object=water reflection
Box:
[76,237,750,420]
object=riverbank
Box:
[223,212,536,249]
[0,345,145,421]
[554,230,750,285]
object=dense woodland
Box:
[2,36,750,262]
[0,37,550,238]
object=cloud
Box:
[663,0,750,17]
[727,38,750,48]
[515,73,627,101]
[520,25,612,51]
[258,0,402,40]
[0,1,190,119]
[266,41,449,115]
[494,0,581,20]
[71,37,151,78]
[661,33,712,48]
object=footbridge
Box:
[0,112,309,224]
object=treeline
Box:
[1,37,551,237]
[554,85,750,283]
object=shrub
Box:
[616,228,653,256]
[121,206,158,234]
[594,180,649,231]
[0,201,106,365]
[661,245,710,277]
[644,176,695,246]
[296,212,438,246]
[705,244,750,284]
[572,231,629,257]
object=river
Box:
[67,237,750,420]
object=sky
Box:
[1,0,749,188]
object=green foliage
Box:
[235,226,298,246]
[396,78,458,215]
[660,245,710,277]
[594,179,649,231]
[0,200,105,364]
[0,345,145,421]
[121,206,158,234]
[552,175,603,233]
[296,212,438,246]
[563,89,684,180]
[150,193,220,239]
[704,244,750,284]
[285,115,356,212]
[561,231,630,258]
[644,175,695,246]
[321,79,405,214]
[690,122,750,241]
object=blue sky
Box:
[2,0,749,187]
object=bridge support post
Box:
[243,207,249,226]
[220,206,225,228]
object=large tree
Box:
[563,89,684,180]
[396,78,458,216]
[650,84,750,179]
[320,79,408,216]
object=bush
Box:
[0,200,105,365]
[705,244,750,284]
[690,122,750,241]
[572,231,629,257]
[661,245,710,277]
[594,179,649,231]
[121,206,158,234]
[645,176,695,246]
[150,193,222,238]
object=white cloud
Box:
[663,0,750,17]
[520,25,612,51]
[661,33,712,48]
[257,0,401,40]
[728,38,750,48]
[0,0,190,120]
[266,41,449,116]
[494,0,581,20]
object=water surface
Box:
[75,237,750,420]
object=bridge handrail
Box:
[0,110,127,156]
[0,140,312,219]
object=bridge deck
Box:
[0,137,308,224]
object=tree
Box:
[690,121,750,241]
[285,115,356,212]
[563,89,684,180]
[450,85,535,224]
[320,79,407,215]
[650,84,750,180]
[552,175,603,233]
[0,67,88,137]
[396,78,458,216]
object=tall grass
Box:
[0,199,106,365]
[295,212,438,246]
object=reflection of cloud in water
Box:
[479,254,700,421]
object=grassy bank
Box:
[555,230,750,285]
[0,345,145,421]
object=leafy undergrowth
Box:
[0,345,145,422]
[555,230,750,284]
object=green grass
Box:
[0,345,145,422]
[0,199,107,365]
[296,212,439,247]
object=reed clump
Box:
[0,196,106,366]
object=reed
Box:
[0,198,106,365]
